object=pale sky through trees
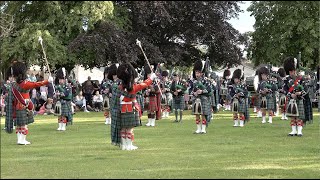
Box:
[229,1,255,34]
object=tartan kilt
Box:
[147,96,158,112]
[172,96,185,110]
[15,110,34,126]
[136,94,144,110]
[231,98,247,113]
[192,95,211,115]
[61,101,73,124]
[120,111,141,128]
[303,97,313,122]
[111,109,121,146]
[297,99,305,120]
[253,94,260,107]
[210,94,216,107]
[266,95,275,111]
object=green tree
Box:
[247,1,320,69]
[0,1,114,73]
[68,1,245,69]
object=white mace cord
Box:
[136,39,162,97]
[38,36,55,94]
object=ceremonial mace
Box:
[38,36,56,94]
[136,39,162,97]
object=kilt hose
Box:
[172,96,185,110]
[192,95,211,116]
[15,109,34,126]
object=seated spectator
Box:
[74,91,89,112]
[0,94,5,116]
[92,91,103,112]
[38,98,54,115]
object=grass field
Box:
[1,109,319,179]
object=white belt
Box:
[120,100,137,105]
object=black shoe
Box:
[173,120,178,123]
[288,134,297,136]
[297,134,303,137]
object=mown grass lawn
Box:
[1,109,319,179]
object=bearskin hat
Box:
[11,61,27,83]
[104,66,109,76]
[223,69,231,78]
[258,66,269,81]
[283,57,299,75]
[54,67,67,84]
[193,60,205,73]
[232,69,242,80]
[117,63,137,92]
[277,68,286,78]
[55,67,66,79]
[161,70,169,77]
[107,63,119,81]
[192,60,206,79]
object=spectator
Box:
[38,98,54,115]
[0,94,5,116]
[74,90,89,112]
[92,91,103,112]
[83,76,94,108]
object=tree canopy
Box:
[246,1,319,70]
[68,1,245,69]
[1,1,246,74]
[0,1,114,72]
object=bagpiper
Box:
[144,65,161,127]
[101,65,113,125]
[5,61,52,145]
[160,70,172,119]
[110,62,156,150]
[257,66,278,124]
[229,68,249,127]
[221,68,232,111]
[54,67,73,131]
[170,72,187,123]
[282,57,310,136]
[277,67,288,120]
[191,60,212,134]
